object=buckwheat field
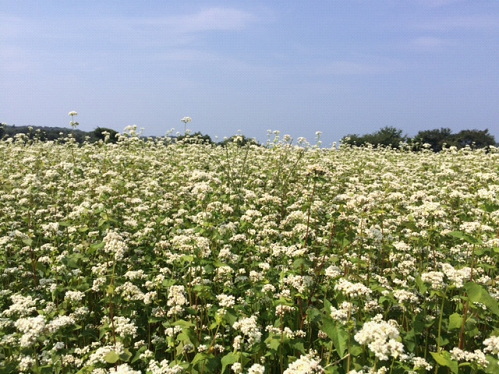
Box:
[1,132,498,374]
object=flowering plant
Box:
[68,110,79,129]
[0,133,497,373]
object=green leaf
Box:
[322,319,348,357]
[22,238,33,246]
[266,336,281,351]
[292,257,308,270]
[292,341,306,354]
[448,231,480,244]
[131,346,147,363]
[485,355,498,374]
[464,282,499,316]
[415,276,427,294]
[448,313,463,330]
[172,319,195,328]
[104,351,120,364]
[224,311,238,326]
[221,352,240,373]
[430,351,458,374]
[120,348,132,362]
[191,352,209,366]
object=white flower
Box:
[64,290,85,303]
[109,363,141,374]
[103,230,128,261]
[233,315,261,346]
[167,285,188,316]
[450,347,488,367]
[112,316,138,338]
[354,314,404,361]
[483,335,499,358]
[231,362,243,373]
[421,271,445,289]
[216,293,236,308]
[180,117,192,123]
[68,111,78,116]
[334,278,372,298]
[283,351,324,374]
[248,363,266,374]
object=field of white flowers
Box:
[1,131,498,374]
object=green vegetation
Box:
[342,126,497,151]
[0,132,497,373]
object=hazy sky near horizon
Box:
[1,0,498,145]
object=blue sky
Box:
[1,0,498,145]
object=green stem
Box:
[436,294,446,352]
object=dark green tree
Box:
[93,127,119,143]
[176,132,214,145]
[342,126,407,148]
[413,128,453,152]
[449,129,496,149]
[218,135,260,147]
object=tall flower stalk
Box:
[68,111,79,129]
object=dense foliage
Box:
[0,131,498,374]
[341,127,496,151]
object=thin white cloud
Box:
[416,15,499,32]
[170,7,254,33]
[314,59,405,76]
[416,0,465,8]
[122,7,254,35]
[410,36,455,50]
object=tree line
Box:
[1,123,496,151]
[0,124,258,147]
[0,124,119,144]
[341,126,497,151]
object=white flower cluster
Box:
[354,314,405,361]
[64,290,85,303]
[283,274,313,294]
[283,350,324,374]
[148,359,184,374]
[420,271,445,289]
[248,363,266,374]
[108,364,142,374]
[1,294,37,317]
[233,315,262,347]
[411,356,433,371]
[330,301,357,324]
[392,289,418,305]
[14,315,46,347]
[324,265,341,278]
[440,263,472,288]
[450,347,488,367]
[86,342,126,366]
[113,316,138,338]
[167,285,188,317]
[334,278,372,298]
[483,335,499,358]
[216,293,236,308]
[103,230,128,261]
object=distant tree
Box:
[449,129,496,149]
[341,133,367,146]
[176,132,214,145]
[413,128,453,152]
[368,126,407,148]
[0,123,5,138]
[218,135,260,147]
[93,127,119,143]
[341,126,407,148]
